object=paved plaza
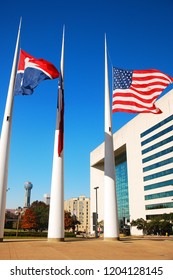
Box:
[0,236,173,260]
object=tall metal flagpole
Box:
[0,18,22,242]
[104,34,119,240]
[48,26,65,242]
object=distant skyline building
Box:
[43,194,50,205]
[24,181,33,208]
[64,195,90,233]
[90,89,173,235]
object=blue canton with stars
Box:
[113,67,133,90]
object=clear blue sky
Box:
[0,0,173,209]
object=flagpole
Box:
[104,34,119,240]
[0,18,22,241]
[48,26,65,242]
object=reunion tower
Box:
[24,181,33,208]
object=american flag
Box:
[112,67,173,114]
[57,73,64,157]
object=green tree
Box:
[131,218,147,234]
[160,220,172,235]
[71,214,80,233]
[162,212,173,222]
[131,214,173,236]
[30,201,49,231]
[146,218,160,235]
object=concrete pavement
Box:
[0,236,173,260]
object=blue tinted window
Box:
[115,154,129,224]
[143,168,173,181]
[143,158,173,172]
[145,191,173,200]
[142,147,173,163]
[142,136,173,155]
[141,126,173,146]
[145,202,173,210]
[144,179,173,191]
[141,115,173,138]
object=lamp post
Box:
[15,207,24,237]
[94,186,99,238]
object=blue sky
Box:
[0,0,173,209]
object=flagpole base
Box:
[104,237,120,241]
[48,238,64,242]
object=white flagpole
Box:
[104,34,119,240]
[48,26,65,242]
[0,18,22,241]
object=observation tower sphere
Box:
[24,181,33,208]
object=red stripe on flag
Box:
[112,68,173,114]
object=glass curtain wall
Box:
[115,151,130,232]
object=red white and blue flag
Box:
[14,49,59,95]
[112,67,173,114]
[57,73,64,157]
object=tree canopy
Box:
[21,201,49,231]
[21,208,37,230]
[131,213,173,235]
[30,201,49,231]
[20,201,80,232]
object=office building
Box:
[64,195,90,233]
[90,89,173,235]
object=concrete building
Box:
[90,89,173,235]
[64,195,90,233]
[43,194,50,205]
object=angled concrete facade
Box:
[90,89,173,234]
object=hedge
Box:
[4,231,76,238]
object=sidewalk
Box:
[0,236,173,260]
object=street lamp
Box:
[15,207,24,237]
[94,186,99,238]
